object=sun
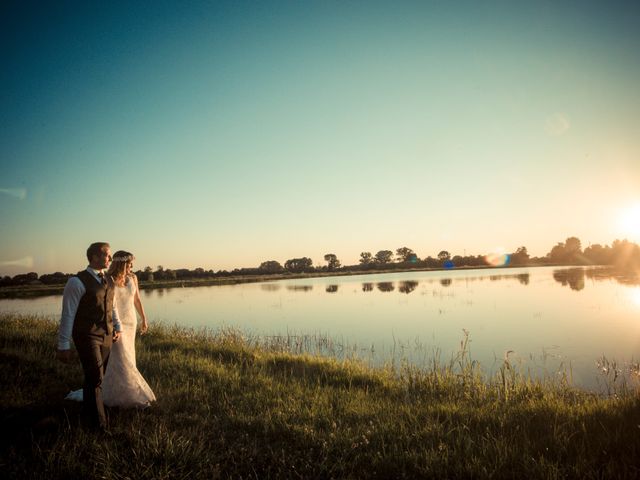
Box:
[618,203,640,242]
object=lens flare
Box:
[485,252,510,267]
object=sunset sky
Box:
[1,0,639,275]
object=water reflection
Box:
[399,280,418,294]
[553,268,585,291]
[254,271,538,296]
[286,285,313,292]
[377,282,395,292]
[585,267,640,286]
[444,273,530,285]
[4,266,640,392]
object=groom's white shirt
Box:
[58,266,121,350]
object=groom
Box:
[57,242,121,431]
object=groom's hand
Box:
[113,331,120,343]
[56,349,75,364]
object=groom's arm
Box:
[57,277,85,362]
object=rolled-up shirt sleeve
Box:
[58,277,85,350]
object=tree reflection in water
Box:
[553,268,585,291]
[362,282,374,292]
[286,285,313,292]
[377,282,395,292]
[585,267,640,286]
[399,280,418,294]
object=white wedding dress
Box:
[66,277,156,408]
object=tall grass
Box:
[0,313,638,479]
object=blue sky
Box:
[1,0,639,275]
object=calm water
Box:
[2,266,639,390]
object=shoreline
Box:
[0,263,584,299]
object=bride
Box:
[66,250,156,408]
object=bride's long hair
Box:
[108,250,135,287]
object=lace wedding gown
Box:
[66,277,156,408]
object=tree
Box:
[396,247,417,263]
[11,272,39,285]
[324,254,341,271]
[423,256,440,268]
[284,257,313,273]
[374,250,393,264]
[193,268,206,277]
[583,244,611,265]
[611,239,640,267]
[359,252,373,265]
[259,260,284,273]
[154,265,166,280]
[565,237,582,263]
[510,246,530,265]
[143,266,154,281]
[165,269,177,280]
[548,242,566,263]
[547,237,583,264]
[437,251,451,262]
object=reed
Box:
[1,313,638,479]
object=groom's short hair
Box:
[86,242,110,262]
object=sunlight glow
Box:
[630,288,640,308]
[618,203,640,242]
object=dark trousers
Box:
[73,331,112,430]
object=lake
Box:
[2,266,639,391]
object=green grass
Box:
[1,313,639,479]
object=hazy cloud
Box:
[545,113,570,136]
[0,257,34,268]
[0,188,27,200]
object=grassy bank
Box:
[1,314,638,479]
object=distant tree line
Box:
[2,237,639,287]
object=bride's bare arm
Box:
[132,275,149,334]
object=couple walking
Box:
[57,242,155,431]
